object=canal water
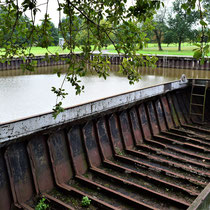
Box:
[1,65,210,124]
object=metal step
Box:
[192,84,206,87]
[191,103,204,107]
[192,94,205,97]
[190,80,208,122]
[190,113,203,116]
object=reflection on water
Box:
[1,65,210,78]
[1,65,210,123]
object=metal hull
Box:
[0,79,210,209]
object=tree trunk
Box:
[154,30,163,51]
[178,40,181,51]
[157,41,163,51]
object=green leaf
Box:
[181,3,188,10]
[200,20,207,26]
[193,50,202,59]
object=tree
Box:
[188,29,200,44]
[0,5,33,52]
[163,29,175,46]
[50,22,59,46]
[59,16,81,48]
[181,0,209,61]
[152,20,167,51]
[202,0,210,23]
[0,0,208,117]
[36,20,59,47]
[152,1,168,51]
[168,0,199,51]
[75,18,115,48]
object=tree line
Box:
[148,0,209,51]
[0,0,208,52]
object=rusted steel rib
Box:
[114,154,207,187]
[166,93,181,127]
[176,91,193,124]
[136,144,209,169]
[146,101,210,153]
[4,142,35,209]
[81,119,192,209]
[169,93,210,133]
[75,175,154,210]
[0,150,12,210]
[96,117,200,196]
[146,137,210,161]
[43,193,76,210]
[57,182,118,210]
[160,94,210,140]
[27,136,54,195]
[126,149,210,178]
[20,203,34,210]
[161,131,210,148]
[117,108,210,178]
[102,159,199,197]
[27,136,82,209]
[48,130,119,210]
[168,128,210,143]
[118,108,210,179]
[154,134,210,153]
[182,124,210,135]
[80,121,158,209]
[171,94,188,125]
[137,102,210,161]
[160,96,175,129]
[89,167,190,209]
[108,111,208,187]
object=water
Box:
[1,65,210,124]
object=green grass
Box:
[0,46,81,56]
[0,42,209,56]
[27,46,69,55]
[26,46,81,55]
[106,43,210,56]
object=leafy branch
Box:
[182,0,209,63]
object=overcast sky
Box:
[24,0,174,26]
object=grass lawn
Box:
[26,46,81,55]
[106,43,210,56]
[0,43,209,56]
[0,46,81,56]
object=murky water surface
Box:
[0,65,210,123]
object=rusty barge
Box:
[0,78,210,210]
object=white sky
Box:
[24,0,64,26]
[23,0,174,27]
